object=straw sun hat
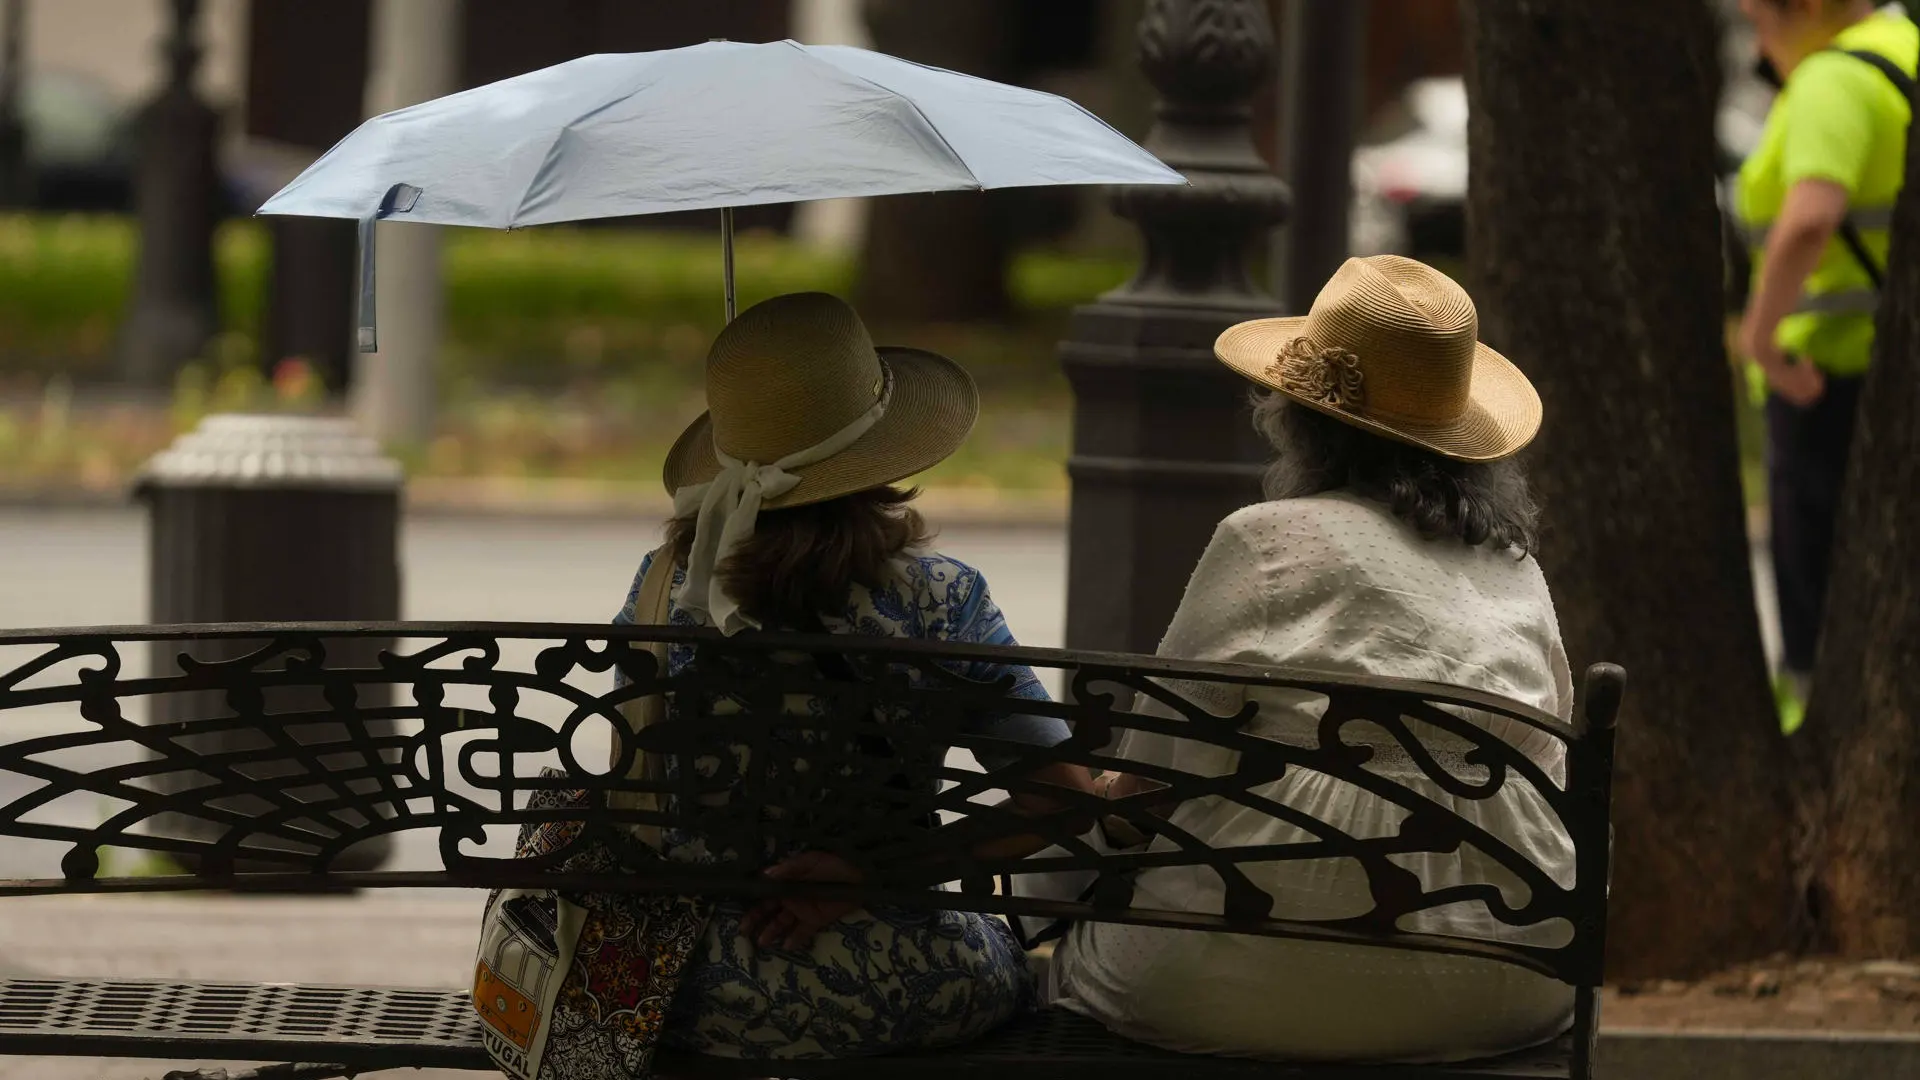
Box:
[661,292,977,635]
[664,291,978,508]
[1215,255,1541,462]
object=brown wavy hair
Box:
[1253,390,1541,557]
[665,485,933,625]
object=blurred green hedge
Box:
[0,214,1133,392]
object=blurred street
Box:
[0,504,1067,639]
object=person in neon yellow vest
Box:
[1735,0,1916,733]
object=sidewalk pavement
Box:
[7,893,1918,1080]
[0,478,1070,529]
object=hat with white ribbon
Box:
[663,292,979,634]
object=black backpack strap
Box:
[1834,47,1918,98]
[1839,214,1886,290]
[1823,48,1917,288]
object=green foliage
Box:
[4,215,1768,505]
[170,338,328,433]
[0,215,1121,394]
[95,846,187,879]
[0,217,267,380]
[0,216,131,376]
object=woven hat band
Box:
[1303,259,1478,426]
[706,293,888,462]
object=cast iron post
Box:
[0,0,28,207]
[1059,0,1288,655]
[120,0,221,390]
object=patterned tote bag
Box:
[473,548,712,1079]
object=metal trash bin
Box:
[137,413,403,873]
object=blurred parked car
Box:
[1350,78,1468,261]
[1351,75,1771,263]
[12,69,252,215]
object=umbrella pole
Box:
[721,206,737,322]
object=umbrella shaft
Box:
[721,206,736,322]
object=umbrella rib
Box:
[790,41,983,191]
[804,45,1182,189]
[509,67,676,227]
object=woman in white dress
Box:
[1049,255,1576,1063]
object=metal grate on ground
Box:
[0,978,490,1071]
[0,976,1573,1078]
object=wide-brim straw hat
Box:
[1215,255,1541,462]
[663,292,978,508]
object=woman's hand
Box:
[739,850,865,951]
[1099,770,1171,806]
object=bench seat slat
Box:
[0,977,1572,1078]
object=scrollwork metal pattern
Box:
[0,622,1618,988]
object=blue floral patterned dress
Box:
[613,550,1063,1061]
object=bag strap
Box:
[635,544,676,626]
[1837,218,1887,289]
[610,544,676,850]
[1834,46,1918,99]
[1824,47,1916,288]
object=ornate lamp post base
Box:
[1060,0,1288,655]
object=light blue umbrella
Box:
[256,39,1185,349]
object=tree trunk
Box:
[1463,1,1797,979]
[1802,95,1920,959]
[856,0,1015,323]
[246,0,373,392]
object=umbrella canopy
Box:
[258,39,1183,227]
[260,39,1181,347]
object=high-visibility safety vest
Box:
[1737,9,1919,378]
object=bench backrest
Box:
[0,622,1620,991]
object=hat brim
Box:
[663,346,980,510]
[1215,316,1542,463]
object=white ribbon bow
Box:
[671,369,893,635]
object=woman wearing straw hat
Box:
[1049,256,1575,1062]
[611,292,1093,1061]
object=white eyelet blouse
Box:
[1048,492,1579,1064]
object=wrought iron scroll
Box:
[0,622,1619,988]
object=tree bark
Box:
[1464,1,1796,979]
[856,0,1016,322]
[1802,91,1920,959]
[246,0,373,392]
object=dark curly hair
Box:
[664,485,933,625]
[1253,390,1541,557]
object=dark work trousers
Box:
[1766,373,1865,674]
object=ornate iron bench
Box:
[0,622,1622,1079]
